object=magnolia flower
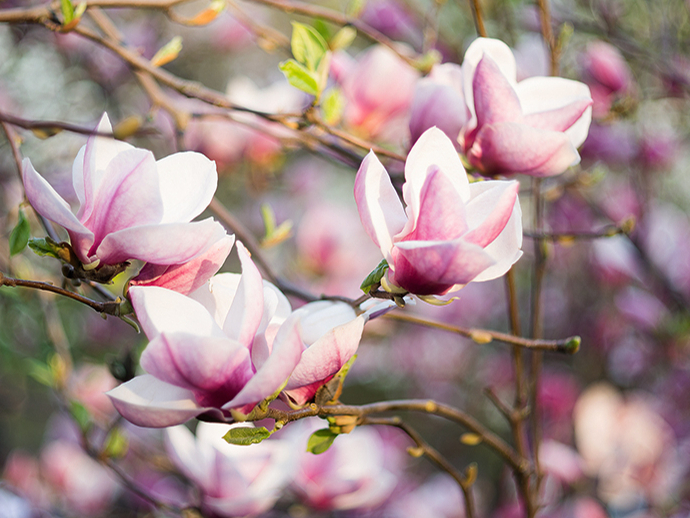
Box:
[460,37,592,177]
[23,113,228,280]
[580,41,634,118]
[107,242,304,427]
[166,422,294,517]
[355,127,522,297]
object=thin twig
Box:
[468,0,487,37]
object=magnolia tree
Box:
[0,0,689,517]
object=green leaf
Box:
[223,426,272,445]
[25,359,53,387]
[69,401,92,433]
[306,427,338,454]
[290,22,328,71]
[9,209,30,256]
[151,36,183,68]
[103,427,129,459]
[321,87,344,125]
[28,237,63,259]
[60,0,75,23]
[330,26,357,51]
[360,259,389,294]
[279,59,320,97]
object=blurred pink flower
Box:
[67,364,119,424]
[460,38,592,177]
[579,41,634,118]
[23,113,228,274]
[166,422,294,517]
[355,127,522,296]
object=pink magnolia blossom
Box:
[580,41,634,118]
[23,113,228,273]
[166,422,294,517]
[460,37,593,177]
[355,127,522,296]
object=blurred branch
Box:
[382,311,580,353]
[468,0,487,37]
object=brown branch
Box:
[0,120,25,187]
[382,311,580,353]
[523,223,632,241]
[468,0,487,37]
[0,111,116,139]
[0,272,126,316]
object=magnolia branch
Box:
[383,311,581,353]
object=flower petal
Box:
[522,98,592,135]
[130,285,226,339]
[391,239,495,295]
[468,122,580,177]
[95,217,227,264]
[402,127,470,231]
[223,241,265,346]
[354,151,407,262]
[463,180,519,248]
[129,234,235,295]
[409,81,467,148]
[472,55,523,128]
[106,374,209,428]
[156,151,218,224]
[403,166,468,242]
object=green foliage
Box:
[360,259,389,294]
[69,400,92,433]
[321,87,345,125]
[9,209,30,256]
[306,427,338,454]
[279,60,321,97]
[28,237,63,260]
[103,427,129,459]
[223,426,272,445]
[280,22,331,99]
[330,26,357,51]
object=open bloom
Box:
[166,422,294,517]
[460,38,592,177]
[355,127,522,296]
[23,113,228,274]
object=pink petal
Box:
[140,333,253,406]
[463,180,519,247]
[223,242,264,346]
[22,158,93,249]
[106,374,210,428]
[129,234,235,295]
[223,311,304,410]
[391,239,495,295]
[95,217,227,264]
[468,122,580,177]
[354,151,407,262]
[472,55,523,128]
[129,285,226,339]
[522,98,593,134]
[402,127,470,233]
[156,151,218,224]
[75,114,135,222]
[409,81,467,148]
[403,166,468,242]
[83,148,163,248]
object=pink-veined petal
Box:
[391,239,495,295]
[128,234,235,295]
[463,180,519,247]
[140,333,252,398]
[83,148,163,247]
[402,166,468,242]
[189,273,242,330]
[354,151,407,262]
[223,242,264,346]
[468,122,580,177]
[106,374,210,428]
[472,55,523,128]
[402,127,470,233]
[22,158,93,251]
[95,218,227,264]
[522,98,592,135]
[223,311,304,410]
[516,77,593,147]
[165,425,215,491]
[156,151,218,224]
[130,285,226,339]
[409,81,467,148]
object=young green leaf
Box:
[151,36,183,68]
[330,26,357,51]
[223,426,272,445]
[279,59,320,97]
[321,87,344,125]
[306,427,338,454]
[360,259,389,294]
[290,22,328,71]
[28,237,64,260]
[9,209,30,256]
[60,0,75,23]
[103,427,129,459]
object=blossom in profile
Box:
[22,113,229,281]
[166,422,294,517]
[460,38,592,177]
[355,127,522,296]
[579,40,634,118]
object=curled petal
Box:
[156,151,218,224]
[223,242,264,346]
[106,374,210,428]
[391,239,495,295]
[468,122,580,177]
[354,151,407,261]
[463,180,519,248]
[96,218,227,265]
